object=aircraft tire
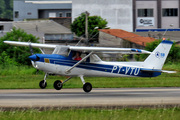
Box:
[54,80,63,90]
[39,80,47,89]
[83,82,92,93]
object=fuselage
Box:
[31,54,161,77]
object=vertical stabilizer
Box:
[143,40,173,69]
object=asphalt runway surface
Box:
[0,88,180,108]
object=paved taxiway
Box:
[0,88,180,108]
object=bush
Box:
[0,51,18,67]
[135,39,180,63]
[0,27,40,65]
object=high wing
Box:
[4,41,151,54]
[69,46,152,54]
[4,41,56,49]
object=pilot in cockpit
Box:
[72,52,82,61]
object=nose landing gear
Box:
[39,80,47,89]
[39,73,48,89]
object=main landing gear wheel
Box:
[83,82,92,93]
[39,80,47,89]
[54,80,63,90]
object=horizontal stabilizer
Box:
[141,69,176,73]
[161,70,177,73]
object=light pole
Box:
[162,23,173,39]
[90,26,110,39]
[89,26,111,44]
[104,26,111,29]
[85,11,89,42]
[89,27,99,39]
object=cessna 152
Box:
[4,40,176,93]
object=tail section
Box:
[143,40,173,70]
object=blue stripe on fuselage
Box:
[35,54,161,77]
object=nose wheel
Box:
[39,73,48,89]
[39,80,47,89]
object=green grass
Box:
[0,64,179,119]
[163,62,180,72]
[0,63,179,89]
[0,108,180,120]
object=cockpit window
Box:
[52,46,69,57]
[91,54,101,62]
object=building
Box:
[13,0,72,21]
[134,0,180,31]
[72,0,180,33]
[13,0,180,33]
[0,18,13,38]
[98,29,155,48]
[72,0,133,32]
[0,22,13,38]
[12,0,180,43]
[13,20,73,43]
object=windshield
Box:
[52,46,69,57]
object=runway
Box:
[0,88,180,108]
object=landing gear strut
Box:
[53,77,73,90]
[80,76,92,93]
[39,73,48,89]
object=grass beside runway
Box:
[0,63,179,89]
[0,108,180,120]
[0,64,180,119]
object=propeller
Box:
[28,42,40,61]
[28,42,41,74]
[29,42,34,55]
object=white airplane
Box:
[4,40,176,93]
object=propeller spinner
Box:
[28,42,40,61]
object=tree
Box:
[0,0,5,18]
[70,13,108,39]
[135,39,180,63]
[0,27,40,65]
[0,0,13,19]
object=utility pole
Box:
[85,11,89,45]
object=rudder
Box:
[143,40,173,70]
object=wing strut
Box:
[65,51,94,74]
[39,48,45,54]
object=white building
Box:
[72,0,133,32]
